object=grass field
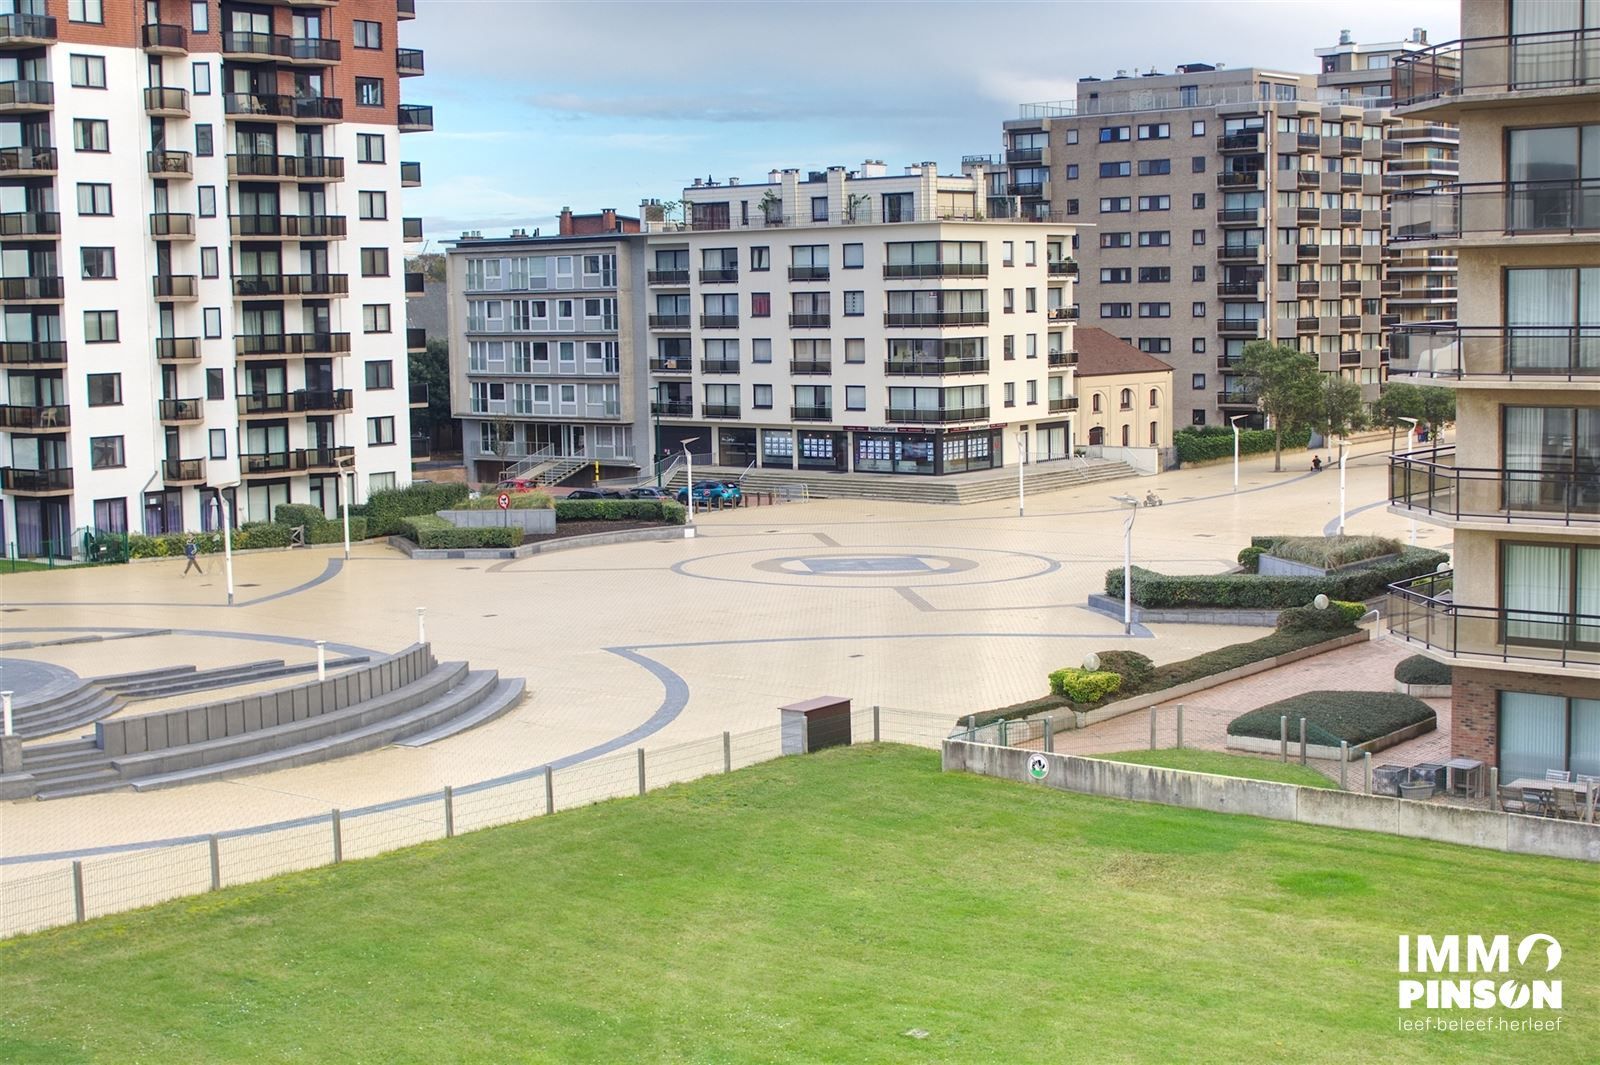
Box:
[1091,748,1339,788]
[0,745,1593,1063]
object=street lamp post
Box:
[1017,430,1027,518]
[1338,439,1348,535]
[1112,494,1139,635]
[1229,414,1247,493]
[1398,416,1420,545]
[338,457,356,561]
[653,403,663,488]
[681,437,699,522]
[212,484,237,606]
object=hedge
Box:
[1095,651,1155,690]
[553,499,686,525]
[130,523,287,558]
[1227,690,1436,747]
[1173,425,1312,464]
[1274,600,1366,633]
[367,482,471,535]
[457,490,555,511]
[1237,546,1265,573]
[1105,546,1448,609]
[397,515,520,550]
[1395,654,1453,687]
[1047,668,1123,704]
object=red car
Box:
[494,478,538,493]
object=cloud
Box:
[524,91,919,125]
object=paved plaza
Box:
[0,439,1447,873]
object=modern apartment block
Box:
[1386,0,1600,780]
[996,62,1401,428]
[0,0,430,558]
[445,209,646,484]
[641,162,1078,476]
[1315,29,1460,332]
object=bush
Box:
[1275,599,1366,633]
[1267,535,1402,570]
[367,482,471,535]
[1095,651,1155,690]
[1228,691,1436,747]
[1237,546,1265,573]
[307,517,368,544]
[554,499,686,525]
[128,522,294,558]
[1105,546,1448,609]
[457,490,555,511]
[397,515,520,550]
[1047,668,1123,704]
[1394,654,1452,687]
[1173,425,1312,464]
[1148,628,1356,692]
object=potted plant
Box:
[1398,777,1435,801]
[758,190,783,226]
[844,192,870,224]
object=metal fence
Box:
[0,707,956,939]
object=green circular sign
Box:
[1028,753,1049,781]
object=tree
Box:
[1371,382,1424,452]
[405,252,445,283]
[1238,341,1323,471]
[1417,386,1456,456]
[408,337,451,446]
[1311,374,1367,447]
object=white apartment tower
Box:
[0,0,430,557]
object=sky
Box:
[400,0,1459,246]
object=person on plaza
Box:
[1311,456,1323,473]
[182,536,203,576]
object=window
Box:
[1137,267,1170,283]
[73,120,109,152]
[1066,164,1079,179]
[1100,232,1131,249]
[1120,388,1134,410]
[1003,288,1015,313]
[366,361,395,390]
[361,248,390,277]
[1498,691,1600,783]
[359,191,387,220]
[1192,265,1207,282]
[843,291,864,316]
[1100,161,1131,178]
[1191,192,1206,209]
[1137,231,1170,247]
[749,292,771,318]
[1066,199,1079,215]
[1191,229,1206,245]
[843,244,864,269]
[68,0,102,23]
[368,417,396,446]
[1138,303,1171,318]
[206,368,225,400]
[1003,335,1015,359]
[1138,338,1170,354]
[846,385,866,411]
[87,373,121,406]
[1137,195,1170,211]
[1138,123,1171,140]
[90,436,124,469]
[1002,241,1014,265]
[192,62,210,95]
[1191,120,1206,136]
[364,304,392,333]
[1092,394,1102,413]
[751,247,770,271]
[753,384,773,409]
[1192,156,1207,174]
[1192,409,1207,425]
[1101,267,1131,283]
[752,338,772,363]
[1148,388,1160,408]
[81,247,115,279]
[810,196,828,222]
[845,338,865,363]
[1138,159,1171,176]
[83,310,117,342]
[1099,126,1130,143]
[69,55,106,89]
[1099,197,1131,213]
[195,124,213,157]
[1192,302,1207,317]
[209,429,227,459]
[1101,303,1132,319]
[1192,337,1206,353]
[201,247,219,278]
[353,19,382,48]
[198,186,216,217]
[1066,129,1079,144]
[357,78,384,107]
[370,473,397,495]
[76,183,112,216]
[1192,373,1206,390]
[191,0,207,31]
[203,307,221,338]
[357,133,385,163]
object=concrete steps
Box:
[95,656,369,701]
[394,677,525,747]
[12,686,122,740]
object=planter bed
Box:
[1226,690,1437,761]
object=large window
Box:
[1506,124,1600,230]
[1501,541,1600,646]
[1499,691,1600,783]
[1503,407,1600,513]
[1505,267,1600,372]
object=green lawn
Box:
[1090,747,1339,788]
[1,745,1593,1063]
[0,558,69,573]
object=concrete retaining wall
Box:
[1395,680,1452,698]
[96,644,434,757]
[1225,715,1436,761]
[438,508,556,533]
[389,525,689,561]
[1258,552,1398,578]
[1085,593,1280,626]
[944,740,1600,863]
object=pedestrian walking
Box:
[182,536,203,576]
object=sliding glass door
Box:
[1499,691,1600,780]
[1502,541,1600,645]
[1505,267,1600,372]
[1502,405,1600,513]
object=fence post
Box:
[872,704,881,743]
[208,835,221,891]
[1364,751,1372,794]
[1043,717,1053,753]
[999,719,1008,747]
[1339,741,1349,789]
[1280,715,1288,762]
[443,785,455,839]
[544,766,554,815]
[331,809,343,863]
[722,731,731,773]
[1488,766,1499,811]
[1298,717,1308,766]
[637,747,646,796]
[1175,704,1184,750]
[1149,707,1157,750]
[71,860,85,923]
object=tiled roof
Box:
[1071,327,1175,377]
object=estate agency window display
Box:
[854,431,936,474]
[798,430,847,471]
[942,429,998,473]
[762,429,794,467]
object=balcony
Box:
[702,404,741,419]
[1338,349,1363,366]
[789,313,830,329]
[223,94,343,122]
[651,399,692,417]
[410,383,428,408]
[1296,280,1321,296]
[229,214,348,239]
[227,153,345,181]
[306,446,355,472]
[885,406,989,424]
[883,262,989,279]
[0,403,67,431]
[790,405,832,421]
[235,332,352,357]
[0,146,52,178]
[1006,146,1043,164]
[700,358,739,374]
[147,149,191,178]
[238,389,353,416]
[1295,315,1320,332]
[1297,171,1321,189]
[149,212,195,240]
[1390,157,1459,176]
[1391,286,1459,304]
[1388,571,1600,673]
[1339,314,1362,330]
[158,398,203,424]
[407,327,427,352]
[1047,351,1076,368]
[699,267,738,283]
[885,358,991,376]
[1392,180,1600,242]
[398,104,433,132]
[1297,132,1321,152]
[0,276,60,302]
[0,80,51,112]
[1047,259,1078,278]
[0,211,56,239]
[242,452,302,476]
[648,268,689,285]
[1391,447,1600,528]
[1217,208,1263,226]
[140,23,186,53]
[1047,396,1079,413]
[401,161,421,187]
[143,86,189,116]
[233,273,348,298]
[396,47,424,76]
[1217,244,1264,264]
[788,265,830,282]
[884,311,989,327]
[162,458,206,484]
[1216,390,1257,408]
[700,314,738,329]
[221,31,341,63]
[1392,28,1600,112]
[398,0,415,18]
[1217,132,1264,153]
[152,274,197,301]
[1216,171,1264,190]
[649,357,691,374]
[1047,305,1080,322]
[789,359,832,375]
[0,466,70,493]
[156,337,200,362]
[403,217,423,242]
[0,340,64,366]
[1217,280,1263,298]
[649,314,690,330]
[0,13,54,47]
[1388,325,1600,381]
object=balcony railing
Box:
[883,262,988,278]
[155,337,200,361]
[397,0,415,17]
[649,314,690,330]
[885,406,989,424]
[1217,281,1262,297]
[1047,351,1075,368]
[405,272,425,295]
[700,358,739,374]
[788,266,830,281]
[648,268,689,285]
[1389,325,1600,381]
[0,12,55,43]
[140,23,185,51]
[702,404,741,419]
[1216,390,1257,407]
[1217,208,1262,225]
[651,400,693,417]
[238,389,353,415]
[147,149,191,176]
[1388,570,1600,671]
[0,276,60,301]
[1392,27,1600,108]
[790,405,832,421]
[884,358,990,376]
[789,313,831,329]
[1007,182,1043,198]
[649,357,692,373]
[398,104,433,132]
[700,314,738,329]
[221,31,341,62]
[228,153,345,180]
[789,359,832,375]
[1217,244,1264,262]
[152,274,197,299]
[1047,305,1080,322]
[235,332,352,356]
[1218,318,1266,337]
[229,214,348,238]
[149,212,194,238]
[884,311,989,327]
[1390,446,1600,527]
[158,398,203,422]
[698,267,738,283]
[396,47,424,75]
[1217,132,1264,152]
[0,340,64,365]
[1217,171,1264,189]
[0,146,53,173]
[1006,146,1043,164]
[1392,180,1600,241]
[144,86,188,114]
[233,273,348,297]
[0,80,52,109]
[223,94,343,121]
[1047,396,1079,413]
[410,383,428,406]
[407,327,427,351]
[162,458,205,483]
[401,160,421,186]
[0,466,71,492]
[1047,259,1078,278]
[0,404,68,430]
[0,211,56,237]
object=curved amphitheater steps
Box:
[666,460,1138,505]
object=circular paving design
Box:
[672,545,1059,590]
[0,657,81,703]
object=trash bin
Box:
[1372,764,1408,797]
[779,696,851,755]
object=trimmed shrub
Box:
[1237,546,1265,573]
[458,490,555,511]
[1105,546,1448,609]
[1228,691,1436,747]
[1173,425,1312,464]
[1394,654,1452,687]
[1047,668,1123,704]
[1146,628,1355,691]
[1095,650,1155,690]
[398,515,519,550]
[127,523,300,559]
[368,482,471,535]
[272,503,328,530]
[1267,535,1402,570]
[307,517,367,544]
[553,499,686,525]
[1275,599,1366,633]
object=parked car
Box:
[494,478,539,493]
[675,480,739,506]
[626,486,669,500]
[566,487,626,500]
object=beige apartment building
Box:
[996,62,1401,429]
[641,162,1078,476]
[1386,0,1600,781]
